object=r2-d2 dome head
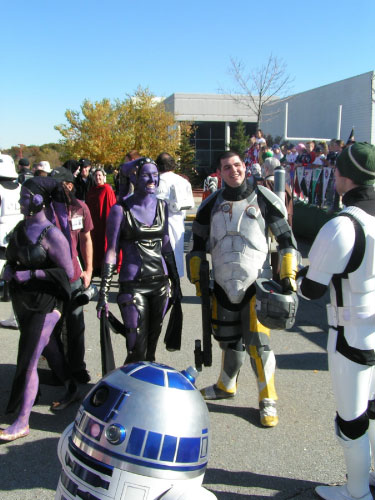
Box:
[55,362,215,500]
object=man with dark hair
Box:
[69,159,93,201]
[187,151,298,427]
[300,142,375,500]
[50,166,94,383]
[156,152,194,277]
[17,158,33,184]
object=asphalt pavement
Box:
[0,217,372,499]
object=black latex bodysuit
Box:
[117,199,169,363]
[120,198,166,281]
[5,221,71,413]
[6,221,70,313]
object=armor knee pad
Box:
[212,300,242,343]
[336,411,369,440]
[218,340,244,351]
[248,344,273,359]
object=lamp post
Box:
[18,144,25,159]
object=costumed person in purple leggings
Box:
[97,157,181,363]
[0,177,78,442]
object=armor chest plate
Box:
[210,191,269,303]
[329,207,375,350]
[340,206,375,297]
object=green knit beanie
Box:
[262,151,273,162]
[336,142,375,186]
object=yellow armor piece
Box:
[280,252,298,291]
[189,255,202,296]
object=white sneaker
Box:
[0,317,19,329]
[315,484,372,500]
[259,398,278,427]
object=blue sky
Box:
[1,0,374,149]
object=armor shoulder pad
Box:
[196,190,220,221]
[193,191,220,240]
[198,189,221,211]
[257,185,287,218]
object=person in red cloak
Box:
[86,168,116,276]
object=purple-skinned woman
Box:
[97,157,181,363]
[0,177,78,442]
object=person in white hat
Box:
[34,160,52,177]
[0,154,23,329]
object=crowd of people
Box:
[240,130,349,208]
[0,136,374,500]
[0,151,193,440]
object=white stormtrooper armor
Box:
[0,183,22,248]
[307,206,375,353]
[304,205,375,500]
[0,154,22,276]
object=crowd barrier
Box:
[289,164,336,209]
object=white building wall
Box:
[164,93,258,122]
[261,71,374,143]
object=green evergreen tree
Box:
[176,126,200,187]
[230,120,249,156]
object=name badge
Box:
[71,216,83,230]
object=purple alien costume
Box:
[97,158,181,364]
[0,177,78,442]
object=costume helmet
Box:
[0,154,17,179]
[255,278,298,330]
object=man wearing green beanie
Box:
[299,142,375,500]
[336,142,375,186]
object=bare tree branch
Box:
[223,54,294,127]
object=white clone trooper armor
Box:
[303,206,375,500]
[209,187,274,304]
[190,183,296,427]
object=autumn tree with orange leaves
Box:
[55,87,192,167]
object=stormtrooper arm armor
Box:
[299,216,355,300]
[297,266,328,300]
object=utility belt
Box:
[327,304,374,325]
[327,305,375,366]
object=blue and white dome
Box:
[70,363,210,480]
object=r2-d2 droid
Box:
[55,362,216,499]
